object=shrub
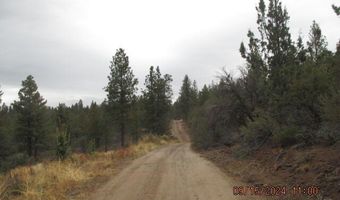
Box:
[56,129,71,160]
[320,90,340,144]
[1,153,30,172]
[241,110,278,149]
[189,107,213,149]
[273,126,301,147]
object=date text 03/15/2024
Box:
[233,185,320,197]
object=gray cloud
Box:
[0,0,339,106]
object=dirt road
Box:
[91,120,260,200]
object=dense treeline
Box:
[177,0,340,151]
[0,49,173,171]
[1,0,339,172]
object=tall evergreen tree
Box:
[253,0,295,92]
[88,102,104,148]
[143,66,173,134]
[296,35,307,65]
[176,75,197,120]
[56,103,70,160]
[307,21,328,62]
[13,75,47,158]
[198,85,210,106]
[105,48,138,147]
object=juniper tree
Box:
[105,49,138,147]
[13,75,47,158]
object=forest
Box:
[176,1,340,153]
[0,0,339,178]
[0,49,173,171]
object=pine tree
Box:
[307,21,328,62]
[296,35,307,65]
[56,125,70,160]
[105,49,138,147]
[56,103,70,160]
[251,0,295,92]
[88,102,104,148]
[333,5,340,15]
[176,75,197,120]
[143,66,173,134]
[198,85,210,105]
[13,75,47,158]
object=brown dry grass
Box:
[0,134,176,200]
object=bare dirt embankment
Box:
[199,139,340,200]
[89,120,263,200]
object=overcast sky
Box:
[0,0,339,106]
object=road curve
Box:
[90,120,261,200]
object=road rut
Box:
[90,120,261,200]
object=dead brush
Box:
[115,148,133,159]
[0,174,10,199]
[0,134,175,200]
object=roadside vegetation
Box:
[0,134,175,200]
[175,0,340,155]
[0,49,174,172]
[0,0,339,199]
[174,0,340,199]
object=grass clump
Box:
[0,134,175,200]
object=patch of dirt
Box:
[198,143,340,200]
[69,158,134,200]
[87,121,264,200]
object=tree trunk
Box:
[33,137,38,159]
[120,122,125,147]
[27,137,32,157]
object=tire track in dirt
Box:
[90,120,263,200]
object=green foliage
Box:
[175,75,198,120]
[0,88,10,160]
[241,110,278,148]
[187,0,339,150]
[198,85,210,106]
[307,21,328,62]
[105,48,138,147]
[189,107,212,149]
[333,5,340,16]
[319,90,340,144]
[12,75,48,158]
[56,127,70,160]
[143,66,173,134]
[1,153,30,171]
[273,126,301,147]
[256,0,295,81]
